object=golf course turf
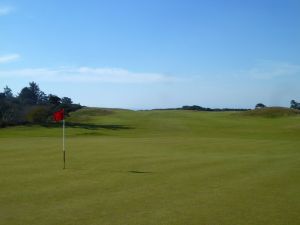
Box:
[0,108,299,225]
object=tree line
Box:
[0,82,82,127]
[180,105,250,111]
[180,101,300,112]
[154,106,250,111]
[255,101,300,110]
[155,101,300,112]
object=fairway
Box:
[1,108,300,225]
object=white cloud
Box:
[0,66,175,83]
[0,6,14,16]
[242,60,300,79]
[0,54,20,63]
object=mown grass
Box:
[0,108,300,225]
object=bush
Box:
[26,106,50,123]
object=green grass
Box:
[1,108,300,225]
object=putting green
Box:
[0,108,299,225]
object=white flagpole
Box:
[63,119,65,169]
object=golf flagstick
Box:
[63,119,66,169]
[53,108,65,169]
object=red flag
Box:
[53,109,64,122]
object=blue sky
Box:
[1,0,300,109]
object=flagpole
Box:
[63,119,65,169]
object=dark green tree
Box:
[48,94,61,105]
[290,100,300,109]
[28,82,40,104]
[1,82,82,127]
[18,87,36,105]
[255,103,266,109]
[3,86,13,98]
[61,97,73,105]
[37,91,48,105]
[18,82,43,105]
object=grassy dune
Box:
[0,108,300,225]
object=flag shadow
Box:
[128,170,154,174]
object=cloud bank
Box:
[0,66,175,83]
[242,60,300,79]
[0,54,20,63]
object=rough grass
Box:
[0,108,300,225]
[240,107,300,118]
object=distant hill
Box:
[153,105,250,112]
